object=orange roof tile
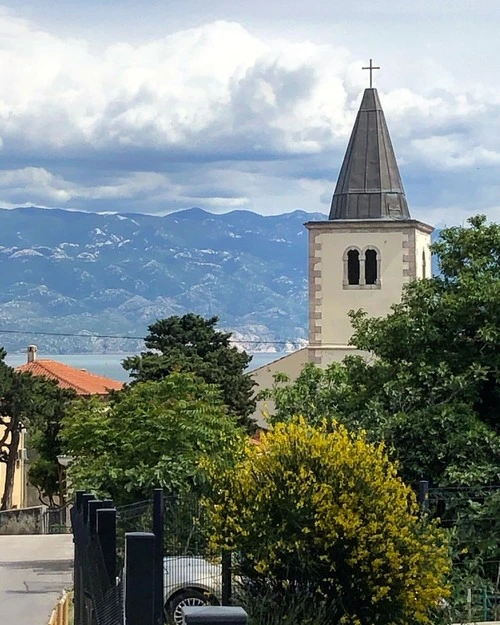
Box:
[16,359,124,395]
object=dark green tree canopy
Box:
[351,214,500,433]
[26,380,76,506]
[123,314,256,432]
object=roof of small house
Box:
[16,359,124,395]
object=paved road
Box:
[0,534,73,625]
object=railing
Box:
[48,591,71,625]
[422,480,500,623]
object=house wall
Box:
[0,423,27,508]
[251,348,308,428]
[310,346,368,368]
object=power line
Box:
[0,328,301,345]
[0,328,144,340]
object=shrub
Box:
[234,582,332,625]
[203,419,450,625]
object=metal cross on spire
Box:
[362,59,380,88]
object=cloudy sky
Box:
[0,0,499,225]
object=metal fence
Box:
[162,492,232,624]
[425,483,500,623]
[46,506,72,533]
[72,491,163,625]
[76,482,500,624]
[116,498,154,569]
[113,491,232,624]
[72,494,123,625]
[72,489,235,625]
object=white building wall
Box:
[415,228,433,279]
[251,348,308,428]
[319,229,407,345]
[307,220,434,367]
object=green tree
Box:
[0,353,74,509]
[123,314,256,433]
[262,360,500,488]
[262,216,500,488]
[203,419,450,625]
[61,372,243,505]
[351,214,500,435]
[27,382,76,506]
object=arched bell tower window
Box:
[422,249,427,279]
[347,249,360,285]
[343,246,381,289]
[365,249,378,285]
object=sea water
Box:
[5,351,281,382]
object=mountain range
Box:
[0,206,325,354]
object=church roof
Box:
[329,88,410,221]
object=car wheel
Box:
[167,590,213,625]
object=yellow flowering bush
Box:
[203,419,450,625]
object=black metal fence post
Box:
[97,507,117,586]
[221,552,232,606]
[80,494,95,625]
[81,493,94,525]
[89,500,114,537]
[124,532,156,625]
[73,491,85,625]
[418,480,430,515]
[153,488,165,625]
[88,500,102,537]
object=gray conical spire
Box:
[329,88,410,220]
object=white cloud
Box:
[0,167,73,202]
[418,204,500,229]
[411,136,500,170]
[0,9,498,223]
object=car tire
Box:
[166,589,215,625]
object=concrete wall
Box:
[251,348,308,428]
[0,505,47,533]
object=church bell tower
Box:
[306,75,434,367]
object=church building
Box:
[251,80,434,425]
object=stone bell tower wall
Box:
[306,219,433,367]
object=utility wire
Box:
[0,328,301,345]
[0,328,144,340]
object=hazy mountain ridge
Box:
[0,206,326,354]
[0,207,442,355]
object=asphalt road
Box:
[0,534,73,625]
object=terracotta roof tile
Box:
[16,360,124,395]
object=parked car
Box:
[164,556,222,625]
